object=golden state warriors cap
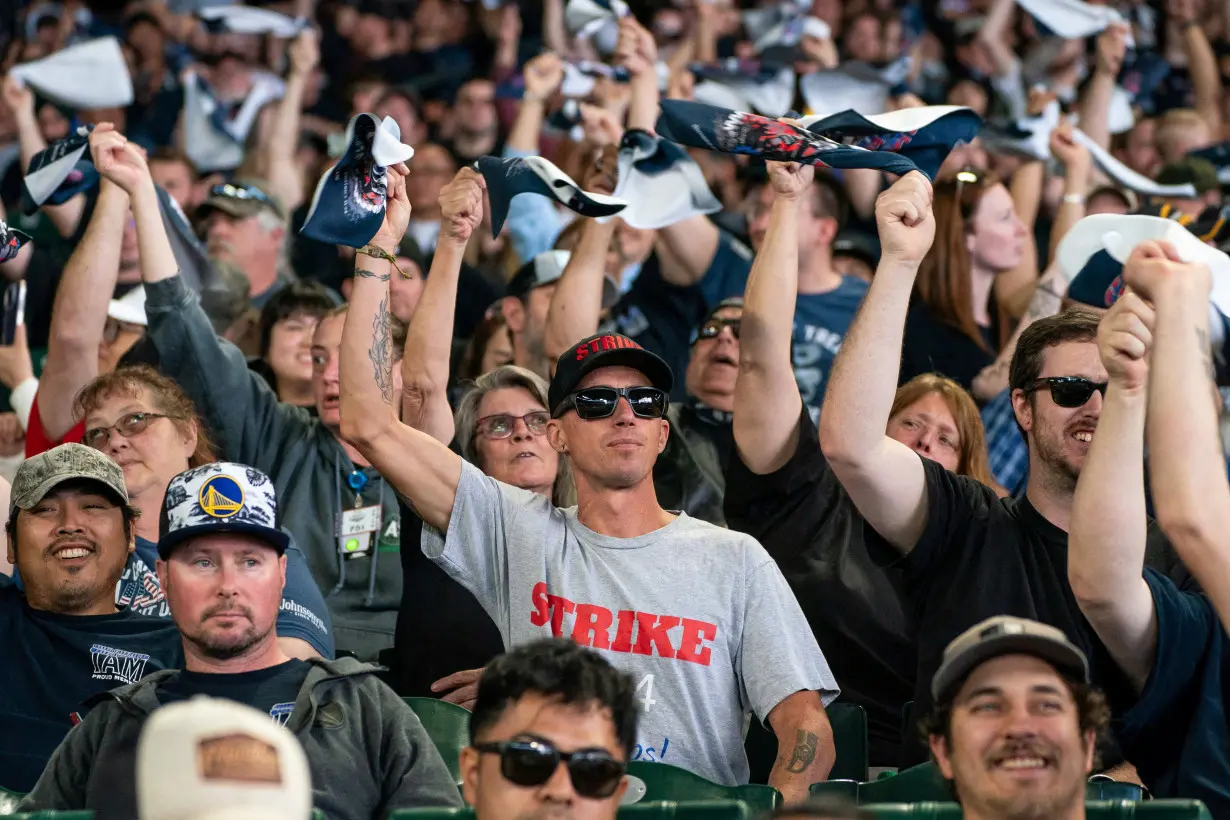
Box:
[137,697,312,820]
[157,463,289,559]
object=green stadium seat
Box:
[3,813,95,820]
[625,761,780,812]
[744,702,869,784]
[862,801,1210,820]
[405,697,471,786]
[813,762,1146,805]
[387,810,472,820]
[621,801,752,819]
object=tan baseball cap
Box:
[931,616,1090,702]
[10,443,128,518]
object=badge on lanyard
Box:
[339,469,380,559]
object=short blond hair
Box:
[1154,109,1210,162]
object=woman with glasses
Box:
[71,364,334,661]
[899,167,1031,390]
[387,169,573,704]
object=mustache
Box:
[202,602,254,623]
[987,738,1057,766]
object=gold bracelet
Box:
[356,244,406,279]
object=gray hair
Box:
[454,365,575,507]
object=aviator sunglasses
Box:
[1025,377,1108,408]
[473,740,626,798]
[553,386,669,420]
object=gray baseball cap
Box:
[10,443,129,518]
[931,616,1090,702]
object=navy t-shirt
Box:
[701,231,867,419]
[1115,571,1230,816]
[156,659,312,727]
[117,535,335,660]
[0,577,183,792]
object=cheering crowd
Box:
[0,0,1229,816]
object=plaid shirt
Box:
[982,388,1028,496]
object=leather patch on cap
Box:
[197,734,281,783]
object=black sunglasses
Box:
[473,740,625,799]
[210,182,274,204]
[696,317,741,342]
[1026,377,1108,408]
[554,386,669,420]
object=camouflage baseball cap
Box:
[9,443,129,518]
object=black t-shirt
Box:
[0,579,183,792]
[723,409,915,767]
[156,659,311,727]
[1115,572,1230,816]
[867,456,1190,765]
[899,301,997,390]
[603,254,709,403]
[389,502,504,697]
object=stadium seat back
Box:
[862,801,1211,820]
[744,702,869,784]
[814,764,1149,805]
[387,809,473,820]
[621,800,753,819]
[625,761,780,812]
[404,697,471,786]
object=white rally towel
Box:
[1015,0,1133,44]
[598,129,721,229]
[197,5,306,36]
[181,68,285,173]
[10,37,134,109]
[565,0,629,48]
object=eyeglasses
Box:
[476,411,550,439]
[103,318,144,344]
[473,740,625,799]
[83,412,180,449]
[210,183,274,205]
[695,318,740,342]
[554,386,669,420]
[1025,377,1108,408]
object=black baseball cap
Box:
[549,333,674,417]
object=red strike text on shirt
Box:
[529,581,718,666]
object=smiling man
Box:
[924,616,1108,820]
[21,462,460,819]
[0,444,181,793]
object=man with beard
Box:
[197,179,292,309]
[21,462,461,819]
[0,444,181,793]
[924,616,1109,820]
[818,173,1186,765]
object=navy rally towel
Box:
[22,125,97,214]
[475,155,627,237]
[655,100,981,180]
[0,220,31,262]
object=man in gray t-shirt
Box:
[336,178,839,802]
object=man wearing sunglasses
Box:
[343,184,841,800]
[653,298,743,525]
[196,179,292,309]
[462,639,636,819]
[819,171,1189,767]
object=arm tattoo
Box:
[355,267,391,282]
[369,295,393,404]
[785,729,819,774]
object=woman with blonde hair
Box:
[900,168,1030,389]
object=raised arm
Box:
[1076,23,1127,153]
[617,16,659,133]
[1,76,85,238]
[338,164,464,533]
[817,172,935,554]
[543,147,618,367]
[1046,121,1092,263]
[401,169,487,445]
[733,161,808,474]
[37,127,130,441]
[259,29,318,214]
[1170,0,1222,135]
[1068,289,1157,692]
[1128,243,1230,632]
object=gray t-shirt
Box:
[422,461,840,785]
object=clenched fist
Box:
[875,171,935,265]
[438,167,486,245]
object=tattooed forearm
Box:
[785,729,819,774]
[370,295,393,404]
[355,267,391,282]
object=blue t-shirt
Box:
[118,535,335,660]
[701,232,868,419]
[157,659,311,727]
[1115,571,1230,816]
[0,577,183,792]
